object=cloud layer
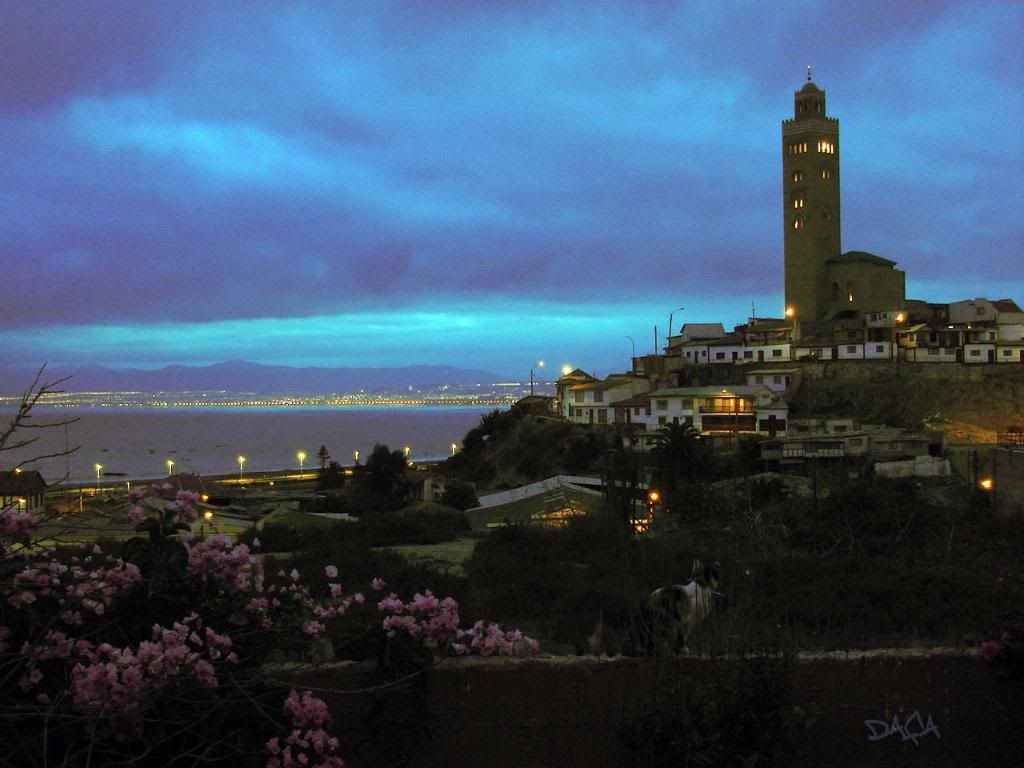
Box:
[1,1,1021,373]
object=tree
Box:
[653,422,708,492]
[438,479,479,511]
[357,444,412,510]
[317,460,346,490]
[316,444,330,470]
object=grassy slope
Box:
[789,366,1024,440]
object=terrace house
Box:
[566,374,650,426]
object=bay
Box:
[0,406,495,484]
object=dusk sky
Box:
[1,1,1021,377]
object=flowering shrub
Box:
[1,483,538,766]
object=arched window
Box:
[792,170,804,183]
[793,216,804,230]
[831,282,840,302]
[846,281,855,303]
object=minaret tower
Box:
[782,67,841,321]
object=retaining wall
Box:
[276,650,1023,767]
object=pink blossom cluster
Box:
[0,505,38,552]
[266,689,345,768]
[186,533,263,593]
[378,590,461,647]
[7,551,142,621]
[66,613,236,720]
[170,490,201,522]
[453,620,541,657]
[377,591,539,657]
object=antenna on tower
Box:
[807,64,813,82]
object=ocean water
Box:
[1,406,495,484]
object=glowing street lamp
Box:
[530,360,545,396]
[784,306,796,319]
[403,445,411,458]
[297,450,307,475]
[451,442,458,457]
[237,455,246,482]
[979,478,994,491]
[166,459,174,477]
[353,449,360,463]
[94,463,103,494]
[560,364,573,377]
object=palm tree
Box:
[653,422,703,492]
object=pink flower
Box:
[370,578,385,591]
[324,565,338,579]
[127,505,146,525]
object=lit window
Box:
[821,169,832,179]
[846,281,855,302]
[793,217,804,230]
[817,140,835,154]
[793,198,804,209]
[792,170,804,182]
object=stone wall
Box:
[276,650,1023,767]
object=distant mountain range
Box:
[0,361,513,395]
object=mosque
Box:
[782,68,906,323]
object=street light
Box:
[894,312,906,372]
[297,450,306,476]
[530,360,544,396]
[784,306,796,319]
[94,463,102,493]
[625,336,636,358]
[403,445,411,458]
[560,364,572,377]
[166,459,174,477]
[237,455,245,482]
[353,449,360,463]
[451,442,458,457]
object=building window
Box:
[755,375,763,384]
[846,281,855,302]
[787,142,808,155]
[847,345,857,353]
[831,282,840,302]
[793,197,804,209]
[970,349,981,357]
[821,168,832,179]
[772,349,783,357]
[817,140,835,154]
[793,216,804,230]
[715,352,726,360]
[792,170,804,182]
[944,347,956,355]
[773,375,782,384]
[597,409,607,424]
[850,437,863,447]
[658,416,667,426]
[743,350,753,359]
[656,399,668,411]
[593,391,604,403]
[680,399,693,409]
[574,391,583,402]
[977,307,985,317]
[875,345,884,353]
[575,408,582,418]
[1004,350,1013,357]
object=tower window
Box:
[792,170,804,183]
[793,216,804,230]
[847,281,855,303]
[817,140,835,154]
[787,142,809,155]
[821,169,832,179]
[793,198,804,209]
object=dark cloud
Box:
[0,1,1021,368]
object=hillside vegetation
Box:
[789,366,1024,440]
